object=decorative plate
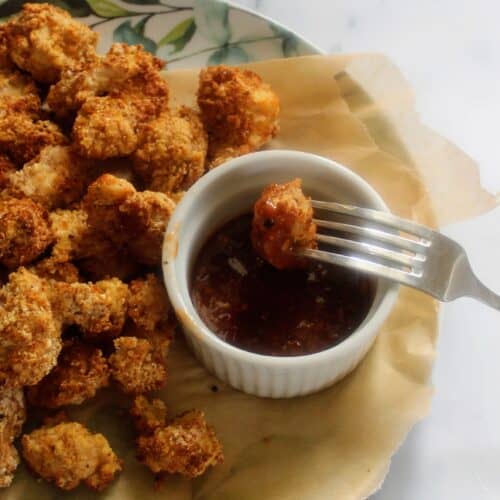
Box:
[0,0,321,68]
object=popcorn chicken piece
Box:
[30,257,81,283]
[137,410,223,478]
[27,341,109,408]
[0,388,25,488]
[0,113,67,165]
[6,3,98,83]
[133,107,207,194]
[46,42,167,120]
[72,96,139,160]
[109,337,167,394]
[130,395,167,435]
[0,67,40,117]
[6,145,96,209]
[49,208,89,262]
[0,268,61,388]
[252,178,317,269]
[0,198,53,269]
[22,421,122,491]
[198,65,279,167]
[50,278,129,340]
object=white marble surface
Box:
[231,1,500,498]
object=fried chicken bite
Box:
[130,395,167,435]
[6,3,98,83]
[251,178,317,269]
[137,410,223,478]
[50,278,129,340]
[72,96,140,159]
[0,268,61,388]
[0,67,40,117]
[133,106,207,194]
[49,208,89,262]
[0,388,25,488]
[0,113,67,165]
[46,42,167,120]
[0,198,53,269]
[27,341,109,408]
[198,65,279,167]
[6,145,96,209]
[109,337,167,394]
[30,257,80,283]
[22,421,122,491]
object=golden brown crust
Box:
[109,337,167,394]
[130,395,167,435]
[0,67,41,118]
[0,155,16,191]
[137,409,223,478]
[0,198,53,269]
[252,178,317,269]
[30,257,81,283]
[6,3,98,83]
[21,421,122,491]
[198,65,279,167]
[0,388,25,488]
[0,114,67,166]
[0,268,61,388]
[27,341,109,408]
[133,106,207,194]
[72,96,139,159]
[6,145,96,209]
[50,278,129,340]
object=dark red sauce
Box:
[191,214,376,356]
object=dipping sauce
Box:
[191,214,376,356]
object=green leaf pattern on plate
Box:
[0,1,312,67]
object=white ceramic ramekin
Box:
[162,150,399,398]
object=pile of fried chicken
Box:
[0,3,280,492]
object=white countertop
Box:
[232,1,500,498]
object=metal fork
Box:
[296,200,500,310]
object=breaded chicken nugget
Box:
[130,395,167,435]
[0,114,67,165]
[137,409,223,478]
[133,107,207,194]
[0,67,40,117]
[6,3,98,83]
[0,388,25,488]
[27,341,109,408]
[0,268,61,388]
[109,337,167,394]
[22,421,121,491]
[50,278,129,340]
[72,96,139,159]
[198,65,279,167]
[49,208,89,262]
[0,198,53,269]
[7,145,96,209]
[252,178,317,269]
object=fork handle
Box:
[465,273,500,310]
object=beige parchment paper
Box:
[4,55,497,500]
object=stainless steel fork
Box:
[297,200,500,310]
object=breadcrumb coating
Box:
[0,155,16,191]
[130,395,167,435]
[7,145,96,209]
[22,421,122,491]
[137,409,223,478]
[252,178,317,269]
[72,96,139,159]
[198,65,279,167]
[0,268,61,388]
[30,257,81,283]
[27,341,109,408]
[6,3,98,83]
[0,25,11,70]
[0,198,53,269]
[49,208,89,262]
[109,337,167,394]
[0,388,25,488]
[0,114,67,165]
[50,278,129,340]
[0,67,40,117]
[133,106,207,193]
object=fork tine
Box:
[311,200,434,240]
[314,219,427,254]
[298,248,420,287]
[316,233,422,269]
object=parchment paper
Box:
[3,55,496,500]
